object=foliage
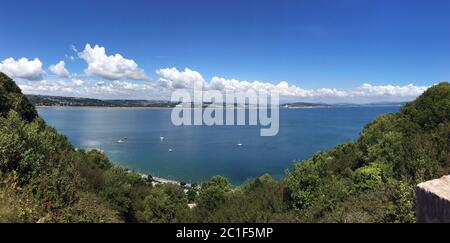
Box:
[143,184,188,223]
[0,73,38,122]
[189,174,295,223]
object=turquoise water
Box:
[37,107,399,184]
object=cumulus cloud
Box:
[14,61,429,103]
[352,83,427,97]
[207,76,316,97]
[155,67,350,98]
[157,67,205,89]
[155,67,429,102]
[70,78,85,86]
[207,77,427,99]
[49,60,70,78]
[0,57,45,81]
[19,80,74,95]
[79,44,150,81]
[18,78,167,100]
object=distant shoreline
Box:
[29,94,408,109]
[36,105,174,109]
[35,105,402,109]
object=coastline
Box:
[36,105,332,109]
[36,105,175,109]
[138,172,192,188]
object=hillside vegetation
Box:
[27,94,179,108]
[0,72,449,223]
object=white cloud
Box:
[19,80,75,95]
[155,67,429,102]
[207,76,317,97]
[0,57,45,81]
[87,80,168,99]
[14,62,429,103]
[352,83,427,97]
[79,44,150,81]
[157,67,205,89]
[18,78,167,100]
[70,78,85,86]
[155,67,349,98]
[49,60,70,78]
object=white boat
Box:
[160,136,165,141]
[117,139,124,143]
[237,143,243,147]
[168,148,173,152]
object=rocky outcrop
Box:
[416,175,450,223]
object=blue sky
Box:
[0,0,449,102]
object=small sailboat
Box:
[117,139,124,143]
[237,139,243,147]
[168,148,173,152]
[160,136,165,141]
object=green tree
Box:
[197,176,231,212]
[143,184,188,223]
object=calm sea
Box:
[37,106,399,184]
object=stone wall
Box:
[416,175,450,223]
